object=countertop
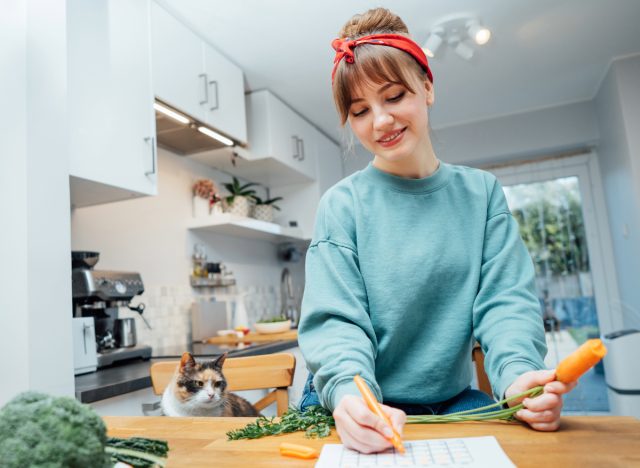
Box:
[75,340,297,403]
[105,415,640,467]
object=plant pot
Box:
[193,196,210,217]
[252,204,274,222]
[210,203,224,216]
[225,195,253,217]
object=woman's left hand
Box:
[504,369,577,431]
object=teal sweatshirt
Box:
[298,161,547,412]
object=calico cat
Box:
[161,352,261,417]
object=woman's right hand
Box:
[332,394,407,454]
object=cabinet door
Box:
[68,0,157,203]
[267,93,317,180]
[203,45,247,144]
[108,0,157,194]
[151,2,205,120]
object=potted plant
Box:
[222,177,258,217]
[192,179,222,217]
[251,196,283,222]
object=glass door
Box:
[489,153,621,413]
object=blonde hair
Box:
[332,8,429,125]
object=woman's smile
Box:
[377,127,407,147]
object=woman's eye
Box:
[388,91,405,102]
[351,108,368,117]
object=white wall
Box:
[0,0,74,404]
[594,55,640,329]
[71,148,306,349]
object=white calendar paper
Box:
[315,436,515,468]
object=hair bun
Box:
[339,8,409,39]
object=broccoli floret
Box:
[0,391,111,468]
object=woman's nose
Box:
[373,108,394,129]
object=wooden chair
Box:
[145,353,296,416]
[472,343,492,396]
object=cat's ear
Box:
[179,352,196,373]
[213,352,228,369]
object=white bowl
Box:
[254,320,291,334]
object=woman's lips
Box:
[377,127,406,148]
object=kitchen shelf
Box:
[190,276,236,288]
[187,213,309,243]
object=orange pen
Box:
[354,374,405,454]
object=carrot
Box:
[354,374,405,454]
[279,442,319,460]
[556,338,608,383]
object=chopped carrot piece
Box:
[556,338,607,383]
[279,442,319,460]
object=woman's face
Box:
[347,76,434,165]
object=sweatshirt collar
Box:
[363,160,452,194]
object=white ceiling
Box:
[161,0,640,142]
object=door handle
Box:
[144,136,156,176]
[291,136,300,160]
[298,138,305,161]
[209,80,219,111]
[199,73,208,105]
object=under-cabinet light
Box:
[197,126,234,146]
[154,102,190,124]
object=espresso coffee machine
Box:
[71,251,152,368]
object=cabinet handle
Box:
[291,136,300,160]
[199,73,208,105]
[208,80,219,111]
[298,138,305,161]
[144,136,156,176]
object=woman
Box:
[298,8,576,454]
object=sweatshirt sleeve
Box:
[472,176,548,400]
[298,188,380,412]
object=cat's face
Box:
[174,352,228,406]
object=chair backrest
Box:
[472,344,492,396]
[150,353,296,416]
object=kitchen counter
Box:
[75,340,297,403]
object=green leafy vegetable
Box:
[226,406,335,440]
[0,391,169,468]
[256,315,289,323]
[106,437,169,467]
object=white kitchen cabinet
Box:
[203,46,247,143]
[272,133,344,239]
[151,2,204,121]
[246,90,318,181]
[151,2,247,144]
[68,0,157,207]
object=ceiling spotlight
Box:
[467,21,491,45]
[423,27,444,58]
[454,41,475,60]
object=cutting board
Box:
[206,329,298,344]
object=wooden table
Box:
[105,416,640,467]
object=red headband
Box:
[331,33,433,84]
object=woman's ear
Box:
[424,80,435,106]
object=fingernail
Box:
[383,427,393,438]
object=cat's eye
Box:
[195,380,204,387]
[213,381,222,388]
